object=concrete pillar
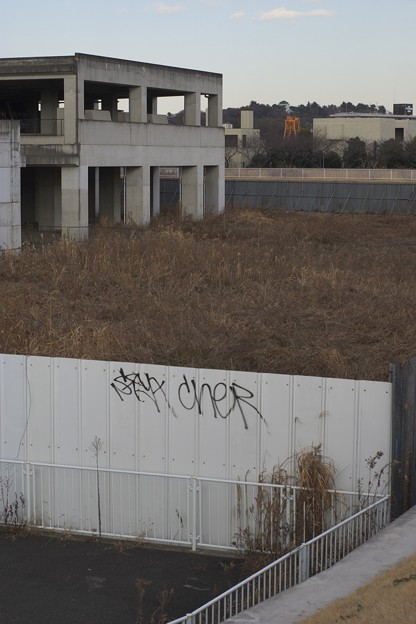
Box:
[0,120,21,251]
[129,87,147,123]
[61,165,88,239]
[151,166,160,218]
[181,165,204,218]
[99,167,121,221]
[102,94,118,120]
[150,96,158,115]
[185,92,201,126]
[41,88,59,135]
[207,94,222,127]
[204,166,224,215]
[64,76,77,143]
[36,168,61,229]
[125,165,150,225]
[95,167,100,219]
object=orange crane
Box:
[283,115,300,140]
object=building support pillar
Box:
[204,165,224,215]
[0,120,21,251]
[125,165,150,225]
[151,166,160,218]
[63,76,77,143]
[129,87,147,123]
[99,167,121,221]
[61,165,88,239]
[207,94,222,127]
[185,92,201,126]
[181,165,204,218]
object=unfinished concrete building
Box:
[0,53,224,247]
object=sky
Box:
[1,1,416,114]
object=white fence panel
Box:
[0,354,392,497]
[0,355,27,460]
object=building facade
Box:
[224,110,260,167]
[314,112,416,146]
[0,53,225,247]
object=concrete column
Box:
[61,165,88,239]
[207,94,222,127]
[185,92,201,126]
[204,165,224,215]
[94,167,100,219]
[150,96,158,115]
[102,94,118,120]
[181,165,204,218]
[41,88,59,135]
[125,165,150,225]
[129,87,147,123]
[36,168,61,229]
[64,75,77,143]
[99,167,121,221]
[151,166,160,218]
[0,120,21,251]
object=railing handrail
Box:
[0,458,384,499]
[167,495,389,624]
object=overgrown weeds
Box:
[0,475,26,535]
[235,446,336,569]
[2,209,416,379]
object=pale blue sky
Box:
[2,1,415,113]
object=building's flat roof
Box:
[329,113,416,120]
[0,52,222,79]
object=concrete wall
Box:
[0,120,21,251]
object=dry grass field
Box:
[2,208,416,380]
[299,554,416,624]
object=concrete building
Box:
[224,110,260,167]
[0,53,224,248]
[314,111,416,146]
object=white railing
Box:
[225,167,416,182]
[168,495,390,624]
[0,460,386,553]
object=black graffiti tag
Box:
[177,375,263,430]
[111,369,264,429]
[111,368,166,412]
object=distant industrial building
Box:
[0,53,225,250]
[313,104,416,145]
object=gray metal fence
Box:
[168,496,390,624]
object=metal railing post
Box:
[191,476,197,551]
[25,461,31,525]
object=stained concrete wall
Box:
[0,120,21,251]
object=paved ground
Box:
[226,506,416,623]
[0,532,242,624]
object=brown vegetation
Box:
[1,209,416,380]
[298,553,416,624]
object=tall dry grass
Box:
[2,209,416,380]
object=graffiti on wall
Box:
[111,368,263,430]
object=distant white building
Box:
[224,110,260,167]
[314,107,416,146]
[0,53,225,249]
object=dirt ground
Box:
[0,530,243,624]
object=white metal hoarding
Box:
[0,354,391,492]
